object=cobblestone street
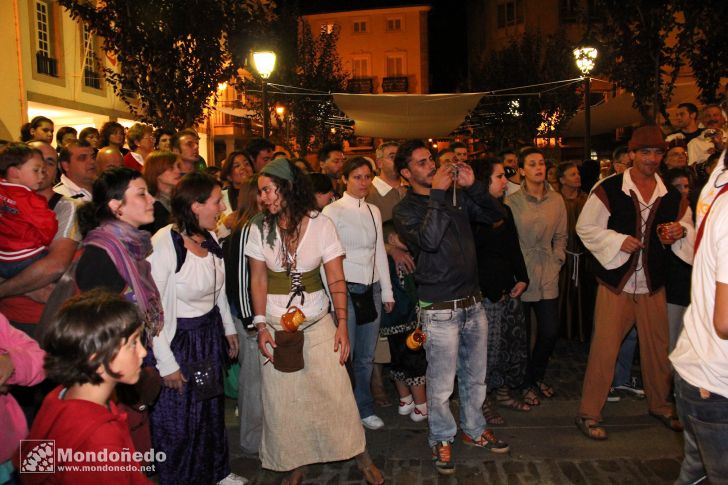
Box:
[227,341,684,484]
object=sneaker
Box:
[614,376,646,398]
[410,404,428,422]
[398,397,415,416]
[607,387,621,402]
[463,429,510,454]
[361,414,385,430]
[218,473,248,485]
[431,441,456,475]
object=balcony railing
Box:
[382,76,408,93]
[348,78,373,94]
[36,52,58,77]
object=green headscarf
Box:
[260,157,294,182]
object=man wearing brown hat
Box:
[574,125,695,440]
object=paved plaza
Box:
[226,341,684,484]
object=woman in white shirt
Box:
[246,158,383,485]
[322,157,395,429]
[147,172,243,485]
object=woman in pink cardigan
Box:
[0,312,45,480]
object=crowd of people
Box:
[0,102,726,485]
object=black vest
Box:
[591,174,685,294]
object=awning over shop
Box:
[332,93,485,139]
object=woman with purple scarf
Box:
[75,166,165,468]
[146,172,243,485]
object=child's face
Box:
[11,154,46,190]
[108,327,147,385]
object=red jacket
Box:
[123,152,143,172]
[0,182,58,261]
[20,386,152,485]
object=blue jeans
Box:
[422,302,488,447]
[347,281,382,419]
[674,373,728,485]
[613,326,638,387]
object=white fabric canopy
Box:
[332,93,485,139]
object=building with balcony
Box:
[302,4,431,95]
[0,0,209,160]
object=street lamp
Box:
[574,46,598,161]
[253,50,277,139]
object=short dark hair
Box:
[612,145,629,163]
[171,128,199,151]
[677,103,698,116]
[0,142,41,177]
[394,139,429,177]
[245,138,275,161]
[450,141,467,151]
[498,148,517,160]
[99,121,125,148]
[665,167,691,185]
[78,127,99,143]
[220,150,253,182]
[517,146,544,168]
[58,139,92,169]
[41,289,142,387]
[78,166,143,237]
[342,156,374,179]
[556,161,578,181]
[154,128,176,149]
[318,142,344,162]
[309,172,333,194]
[55,126,77,146]
[172,172,222,236]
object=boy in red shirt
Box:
[0,143,58,278]
[19,290,152,484]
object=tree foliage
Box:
[469,32,581,150]
[593,0,683,123]
[594,0,728,122]
[58,0,274,129]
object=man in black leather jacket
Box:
[392,140,509,476]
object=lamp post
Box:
[253,50,276,139]
[573,46,598,161]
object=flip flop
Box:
[649,412,684,432]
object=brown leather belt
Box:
[426,294,482,311]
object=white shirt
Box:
[506,179,521,196]
[322,192,394,303]
[53,174,92,201]
[245,213,345,319]
[671,162,728,396]
[147,225,235,376]
[129,151,144,167]
[576,168,694,294]
[371,176,394,197]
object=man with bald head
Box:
[96,146,124,174]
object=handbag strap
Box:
[695,183,728,253]
[365,203,377,285]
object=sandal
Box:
[496,388,531,412]
[536,381,555,398]
[649,412,684,432]
[522,387,541,407]
[575,416,607,440]
[482,396,505,425]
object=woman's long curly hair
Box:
[259,159,317,252]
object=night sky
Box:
[297,0,469,93]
